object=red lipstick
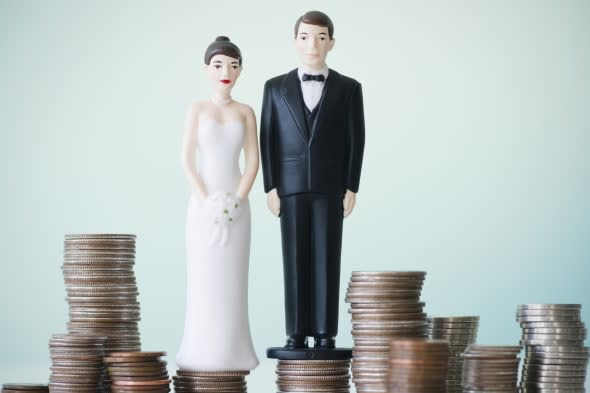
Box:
[220,79,231,84]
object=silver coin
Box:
[65,295,139,301]
[525,354,589,364]
[64,277,137,283]
[347,284,423,291]
[63,272,136,278]
[68,312,141,319]
[65,233,135,239]
[526,346,589,354]
[521,339,584,347]
[64,248,135,254]
[64,250,135,255]
[428,316,480,323]
[65,282,138,288]
[352,355,390,362]
[68,304,140,310]
[525,350,588,359]
[346,297,422,304]
[50,334,107,342]
[517,304,582,310]
[349,279,424,287]
[351,271,426,277]
[65,290,139,295]
[62,264,134,270]
[520,381,586,388]
[522,331,586,341]
[524,358,589,367]
[353,345,390,352]
[429,330,479,340]
[524,359,587,372]
[517,309,581,316]
[522,369,587,378]
[350,300,425,308]
[350,303,425,310]
[430,335,477,343]
[346,289,423,296]
[62,257,135,263]
[519,321,586,328]
[353,320,427,327]
[517,315,582,323]
[523,327,587,334]
[354,337,407,344]
[464,345,521,353]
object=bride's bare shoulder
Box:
[187,100,212,114]
[234,101,255,120]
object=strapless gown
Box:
[176,118,259,371]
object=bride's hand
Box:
[192,187,208,202]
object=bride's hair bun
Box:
[204,35,242,66]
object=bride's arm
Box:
[181,103,208,200]
[235,106,259,200]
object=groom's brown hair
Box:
[294,11,334,39]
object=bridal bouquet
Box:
[204,191,243,246]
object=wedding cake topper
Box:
[260,10,365,355]
[176,35,259,370]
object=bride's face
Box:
[205,54,241,92]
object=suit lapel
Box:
[281,70,308,142]
[309,69,339,146]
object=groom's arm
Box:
[260,80,276,193]
[346,81,365,193]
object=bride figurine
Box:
[176,36,259,371]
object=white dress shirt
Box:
[298,66,329,112]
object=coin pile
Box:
[346,271,428,393]
[274,360,351,393]
[461,345,521,392]
[48,333,107,392]
[62,234,141,354]
[516,304,588,392]
[104,351,170,392]
[173,370,249,393]
[1,384,49,392]
[388,339,449,393]
[428,316,479,393]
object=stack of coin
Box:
[516,304,588,392]
[1,384,49,392]
[388,339,449,393]
[104,351,169,393]
[346,271,428,393]
[274,360,351,393]
[62,234,141,354]
[48,333,107,392]
[461,345,521,392]
[427,316,479,393]
[173,370,249,393]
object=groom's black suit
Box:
[260,68,365,342]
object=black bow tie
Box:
[302,73,325,82]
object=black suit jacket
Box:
[260,69,365,197]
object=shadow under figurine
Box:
[260,10,365,360]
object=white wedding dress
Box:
[176,118,259,371]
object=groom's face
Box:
[294,22,334,70]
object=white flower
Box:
[204,192,243,246]
[205,191,242,225]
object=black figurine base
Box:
[266,347,352,360]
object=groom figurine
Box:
[261,10,365,351]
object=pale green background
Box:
[1,0,589,390]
